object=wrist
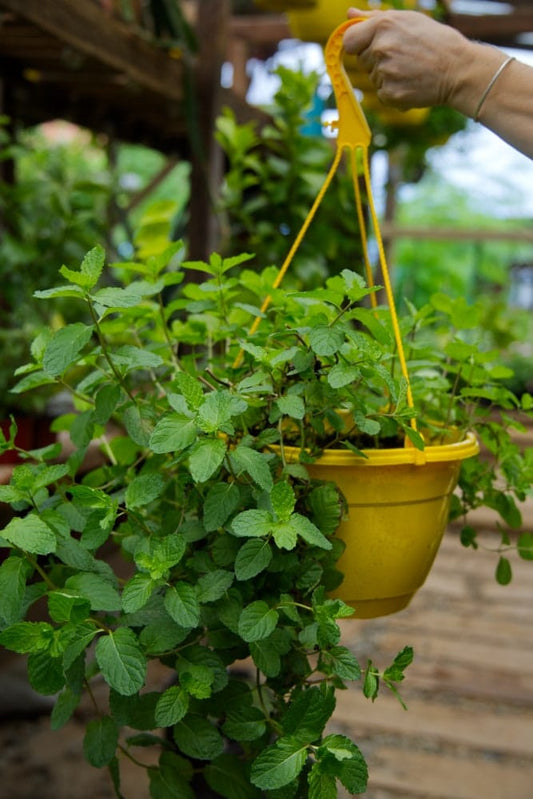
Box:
[446,39,508,118]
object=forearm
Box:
[343,9,533,160]
[449,41,533,159]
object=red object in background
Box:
[0,417,55,464]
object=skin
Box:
[343,7,533,159]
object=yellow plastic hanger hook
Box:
[324,19,371,150]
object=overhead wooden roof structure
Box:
[1,1,533,157]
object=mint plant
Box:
[0,226,532,796]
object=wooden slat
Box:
[0,0,184,100]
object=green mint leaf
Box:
[363,661,380,701]
[222,706,267,742]
[173,715,224,761]
[28,651,65,695]
[238,601,279,643]
[83,716,119,768]
[149,414,197,454]
[203,482,241,532]
[177,646,228,695]
[197,390,245,434]
[95,628,147,696]
[189,438,227,483]
[125,473,166,510]
[251,736,308,790]
[0,555,31,625]
[272,521,298,550]
[122,573,156,614]
[309,325,344,357]
[62,622,101,669]
[318,736,368,794]
[174,372,204,411]
[205,753,261,799]
[230,444,273,491]
[231,509,274,538]
[155,685,190,727]
[235,539,273,581]
[60,244,105,288]
[270,481,296,521]
[496,555,513,585]
[112,345,163,372]
[518,532,533,561]
[196,570,234,603]
[139,618,189,656]
[383,646,414,683]
[290,514,332,550]
[135,535,187,579]
[282,687,335,742]
[51,686,82,731]
[327,363,361,389]
[0,621,54,654]
[48,590,92,624]
[149,754,195,799]
[319,646,361,681]
[65,573,121,612]
[308,764,337,799]
[43,323,94,377]
[2,514,57,555]
[164,583,201,629]
[276,395,305,420]
[249,639,281,678]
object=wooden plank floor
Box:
[333,509,533,799]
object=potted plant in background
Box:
[0,187,532,794]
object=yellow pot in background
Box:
[281,432,479,618]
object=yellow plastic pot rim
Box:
[280,431,480,467]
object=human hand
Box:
[343,8,472,110]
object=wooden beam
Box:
[0,0,184,100]
[447,9,533,41]
[380,223,533,244]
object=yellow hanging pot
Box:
[237,19,479,619]
[279,434,479,618]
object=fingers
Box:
[343,13,378,56]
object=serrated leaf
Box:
[43,323,94,377]
[0,555,30,624]
[196,570,234,603]
[327,363,361,389]
[0,621,54,654]
[155,685,190,727]
[251,736,308,790]
[164,583,200,628]
[231,509,274,538]
[272,520,298,550]
[276,395,305,420]
[203,482,241,532]
[2,514,57,555]
[308,764,337,799]
[271,481,296,522]
[238,601,279,643]
[95,628,147,696]
[235,539,273,581]
[283,687,335,741]
[291,514,332,550]
[205,753,261,799]
[173,715,224,760]
[222,706,267,742]
[28,651,65,695]
[125,473,166,510]
[149,413,197,454]
[309,325,344,357]
[321,646,361,681]
[51,686,82,730]
[48,590,91,624]
[83,716,119,768]
[189,438,227,483]
[65,573,121,611]
[122,573,156,613]
[250,639,281,678]
[230,444,273,491]
[61,244,105,288]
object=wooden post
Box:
[187,0,231,262]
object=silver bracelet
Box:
[473,56,515,122]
